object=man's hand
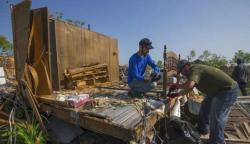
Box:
[167,93,180,98]
[169,84,178,92]
[150,73,161,82]
[144,77,151,82]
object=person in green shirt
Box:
[168,59,240,144]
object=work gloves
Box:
[167,84,180,98]
[150,73,161,82]
[167,93,180,98]
[169,84,178,92]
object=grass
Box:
[0,117,48,144]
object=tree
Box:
[55,11,64,20]
[66,19,85,27]
[198,50,228,68]
[50,12,86,28]
[233,50,250,63]
[157,60,163,69]
[198,50,210,60]
[0,35,13,50]
[187,50,196,61]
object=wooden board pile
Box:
[64,63,109,89]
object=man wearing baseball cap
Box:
[169,59,240,144]
[127,38,160,97]
[232,57,248,96]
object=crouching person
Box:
[128,38,160,97]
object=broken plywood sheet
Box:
[31,8,52,95]
[11,1,31,81]
[82,105,142,129]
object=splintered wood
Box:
[64,63,109,89]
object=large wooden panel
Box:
[11,1,31,81]
[51,20,119,89]
[31,8,52,95]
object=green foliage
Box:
[187,50,196,61]
[157,60,163,69]
[54,12,64,20]
[198,50,228,68]
[233,50,250,63]
[0,35,13,50]
[51,11,85,28]
[0,118,48,144]
[66,19,85,27]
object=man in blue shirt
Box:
[128,38,160,97]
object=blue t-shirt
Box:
[128,53,160,84]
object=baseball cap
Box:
[139,38,154,49]
[177,59,189,73]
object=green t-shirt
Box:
[188,64,237,96]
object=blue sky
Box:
[0,0,250,64]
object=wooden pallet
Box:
[64,63,110,89]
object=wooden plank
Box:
[225,138,250,143]
[234,124,247,140]
[0,118,9,125]
[20,80,46,133]
[54,21,67,88]
[11,1,31,81]
[109,38,119,83]
[31,8,52,95]
[67,63,107,75]
[225,132,239,139]
[49,20,60,90]
[243,122,250,138]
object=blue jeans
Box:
[129,80,155,94]
[238,82,248,96]
[198,85,240,144]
